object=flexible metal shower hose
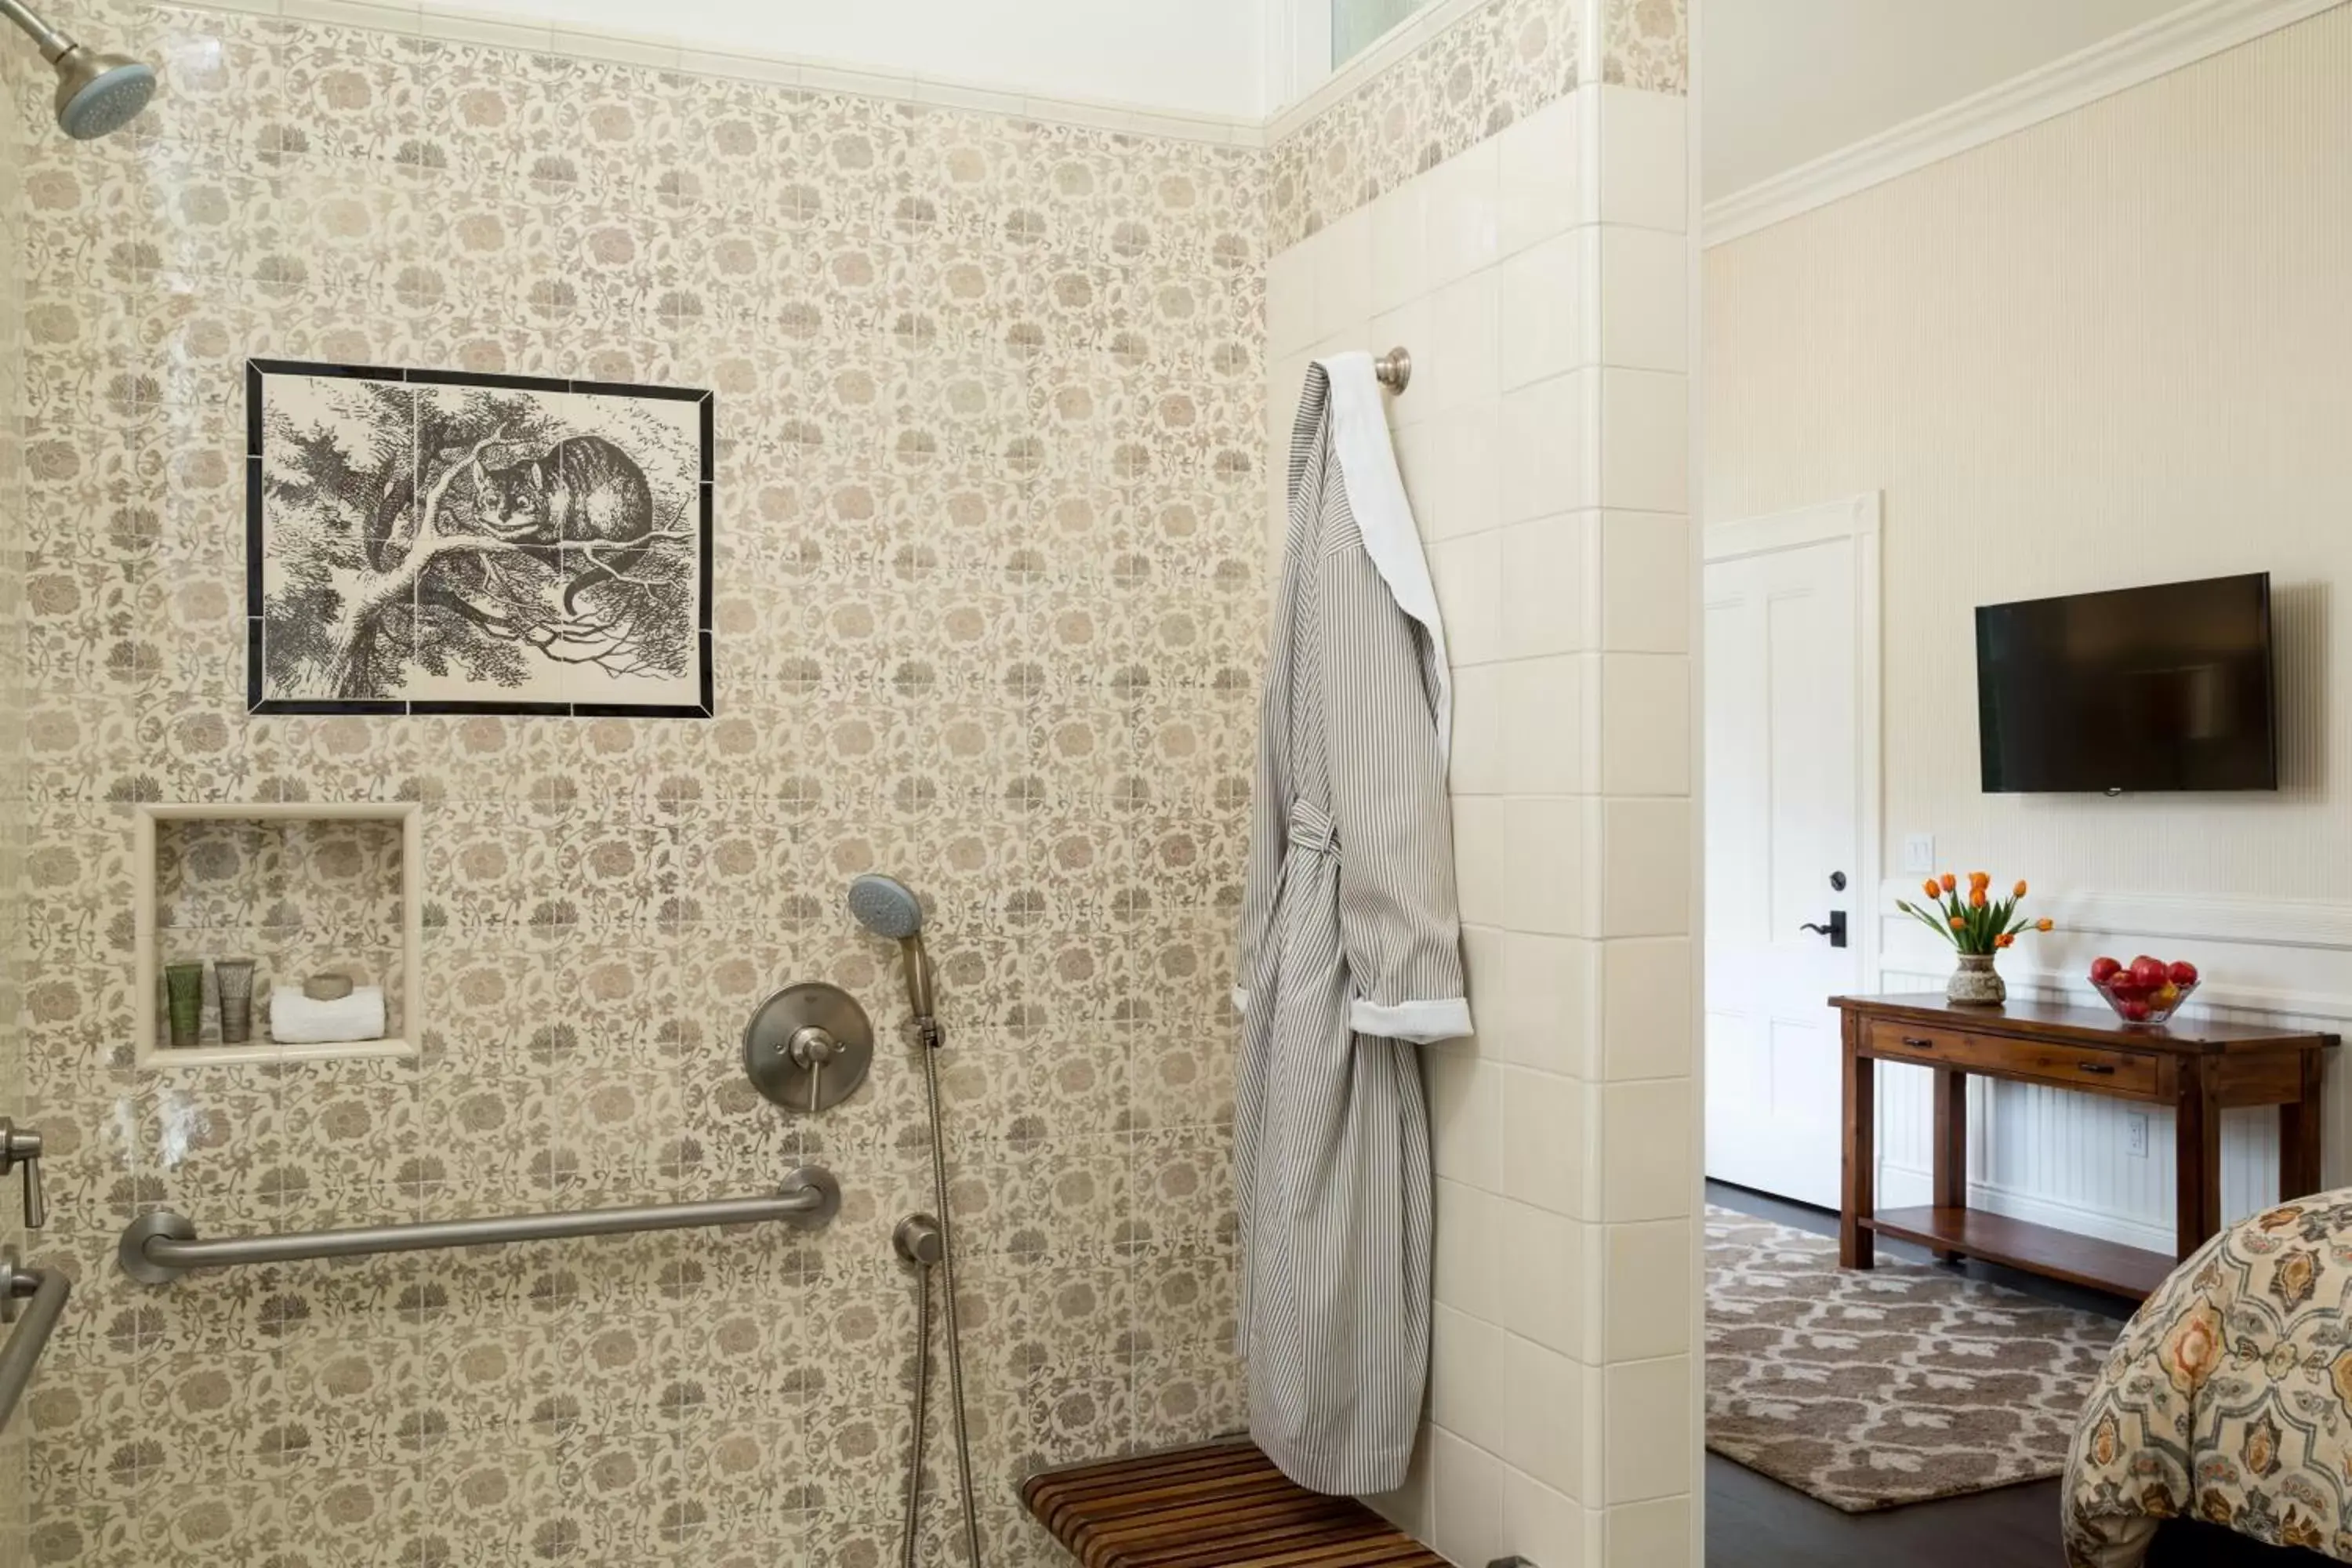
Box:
[920,1021,983,1568]
[899,1258,932,1568]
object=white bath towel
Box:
[269,985,386,1044]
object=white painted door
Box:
[1704,534,1864,1209]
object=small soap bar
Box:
[303,971,354,1001]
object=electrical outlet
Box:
[2126,1113,2149,1159]
[1902,834,1936,874]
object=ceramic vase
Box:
[1947,952,2006,1007]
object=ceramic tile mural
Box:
[1265,0,1692,250]
[7,1,1267,1563]
[247,363,715,717]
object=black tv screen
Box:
[1976,572,2278,793]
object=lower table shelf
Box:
[1860,1206,2177,1300]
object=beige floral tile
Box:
[9,2,1267,1556]
[1606,0,1690,92]
[1269,0,1690,249]
[1269,0,1583,249]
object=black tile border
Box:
[246,358,717,719]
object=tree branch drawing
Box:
[258,379,701,704]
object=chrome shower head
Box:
[848,873,924,941]
[53,44,154,139]
[0,1,156,140]
[848,874,936,1023]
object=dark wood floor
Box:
[1703,1182,2327,1568]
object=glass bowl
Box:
[2092,976,2198,1026]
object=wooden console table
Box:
[1833,993,2336,1299]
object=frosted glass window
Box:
[1333,0,1434,67]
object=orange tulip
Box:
[1921,879,1940,899]
[2013,880,2029,898]
[1969,888,1987,909]
[1969,871,1991,891]
[1940,873,1957,893]
[1948,916,1965,930]
[2037,918,2054,932]
[1996,932,2015,949]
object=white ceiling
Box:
[1701,0,2189,202]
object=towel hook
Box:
[1374,346,1411,393]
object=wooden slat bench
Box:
[1020,1439,1449,1568]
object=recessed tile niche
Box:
[134,803,423,1067]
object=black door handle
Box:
[1799,911,1849,949]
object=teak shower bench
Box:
[1022,1440,1447,1568]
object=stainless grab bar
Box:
[117,1164,841,1285]
[0,1258,70,1433]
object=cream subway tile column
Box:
[1260,0,1692,1557]
[1582,45,1697,1564]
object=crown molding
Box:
[1704,0,2350,249]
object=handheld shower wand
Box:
[850,874,981,1568]
[0,0,156,140]
[849,873,938,1035]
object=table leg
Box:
[1840,1020,1874,1270]
[2280,1051,2326,1202]
[1932,1068,1967,1263]
[2176,1058,2223,1261]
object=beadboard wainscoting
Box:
[1872,882,2352,1258]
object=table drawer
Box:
[1865,1019,2161,1096]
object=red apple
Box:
[2107,976,2144,1001]
[2130,956,2168,989]
[2089,956,2124,985]
[2169,960,2199,986]
[2120,999,2151,1022]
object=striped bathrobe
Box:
[1232,354,1473,1497]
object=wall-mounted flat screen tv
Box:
[1975,572,2278,793]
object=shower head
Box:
[53,45,154,139]
[0,1,156,140]
[848,873,924,941]
[849,874,936,1023]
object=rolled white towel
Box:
[269,985,387,1045]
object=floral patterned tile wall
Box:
[0,23,32,1568]
[8,1,1267,1563]
[1265,0,1688,250]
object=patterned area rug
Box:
[1706,1207,2126,1512]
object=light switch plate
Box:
[1902,834,1936,873]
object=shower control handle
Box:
[786,1026,837,1069]
[744,984,873,1116]
[788,1026,837,1112]
[0,1120,45,1231]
